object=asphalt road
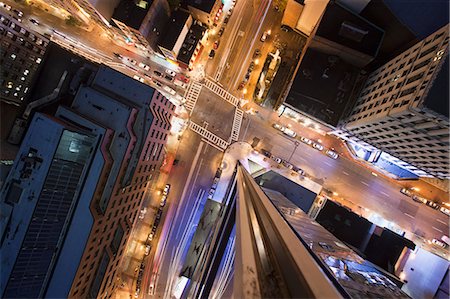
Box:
[239,111,449,243]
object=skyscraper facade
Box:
[0,65,175,298]
[335,25,449,179]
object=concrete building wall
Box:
[337,25,449,179]
[0,13,49,107]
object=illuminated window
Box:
[10,53,16,59]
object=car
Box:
[29,18,39,26]
[133,75,144,83]
[253,49,261,58]
[144,245,151,255]
[128,58,137,65]
[163,184,170,195]
[281,25,291,32]
[164,74,174,81]
[431,238,448,249]
[297,168,305,176]
[282,160,293,170]
[12,9,23,17]
[1,2,11,10]
[411,195,426,204]
[209,49,216,59]
[440,206,450,216]
[165,69,176,76]
[283,128,296,138]
[160,195,167,207]
[163,85,176,95]
[261,149,271,157]
[174,79,187,89]
[272,156,282,164]
[325,150,338,159]
[177,74,190,83]
[244,72,250,81]
[223,16,230,24]
[148,232,154,241]
[11,15,21,22]
[218,27,225,36]
[237,81,246,90]
[113,52,123,59]
[426,200,440,210]
[312,142,324,151]
[300,136,312,145]
[260,30,271,42]
[272,123,284,131]
[213,40,220,49]
[248,61,255,71]
[138,62,150,71]
[153,70,163,77]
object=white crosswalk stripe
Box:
[189,121,229,150]
[184,81,202,115]
[203,78,240,107]
[230,108,243,142]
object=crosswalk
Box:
[184,81,202,115]
[189,121,229,151]
[230,108,243,142]
[203,78,240,107]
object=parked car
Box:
[133,75,144,83]
[12,9,23,17]
[213,40,220,49]
[400,188,413,197]
[163,184,171,195]
[164,74,174,82]
[163,85,176,95]
[439,206,450,216]
[30,18,39,26]
[312,142,324,151]
[283,128,296,138]
[174,79,187,89]
[165,69,176,76]
[153,70,163,77]
[113,52,123,59]
[144,245,151,255]
[218,27,225,37]
[253,49,261,58]
[282,160,293,170]
[223,16,230,24]
[325,149,338,159]
[272,123,284,131]
[139,62,150,71]
[431,238,448,249]
[260,30,271,42]
[261,149,271,157]
[209,49,216,59]
[297,168,305,176]
[272,156,282,164]
[300,136,312,145]
[148,232,154,241]
[160,195,167,207]
[426,200,440,209]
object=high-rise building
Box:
[111,0,170,52]
[335,25,449,179]
[0,13,49,106]
[45,0,121,29]
[0,65,175,298]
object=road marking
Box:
[432,226,443,233]
[184,81,202,115]
[342,171,349,176]
[404,213,414,219]
[189,121,228,150]
[203,78,240,106]
[361,181,369,187]
[436,219,447,225]
[324,161,332,166]
[230,108,243,142]
[381,191,389,197]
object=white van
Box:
[173,79,187,89]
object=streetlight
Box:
[288,141,300,162]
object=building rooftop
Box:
[186,0,216,13]
[285,48,360,127]
[158,9,191,50]
[423,54,449,118]
[112,0,151,30]
[359,0,417,67]
[177,23,206,65]
[316,1,384,57]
